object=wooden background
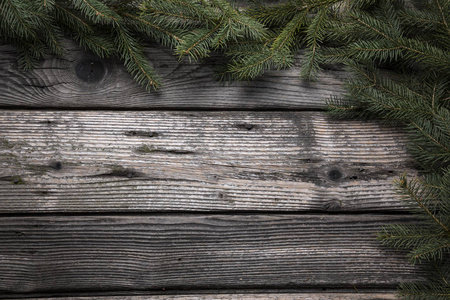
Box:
[0,40,423,299]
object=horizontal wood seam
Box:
[0,211,415,218]
[0,107,328,112]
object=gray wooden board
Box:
[0,215,424,295]
[0,110,414,213]
[0,42,345,109]
[21,293,398,299]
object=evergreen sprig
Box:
[0,0,164,90]
[321,1,450,298]
[228,0,342,81]
[140,0,269,65]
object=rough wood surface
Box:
[0,110,414,213]
[0,42,345,109]
[24,293,398,299]
[0,215,423,295]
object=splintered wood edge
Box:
[0,214,424,294]
[0,42,345,109]
[0,110,414,213]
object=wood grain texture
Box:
[25,293,398,299]
[0,215,424,295]
[0,110,414,213]
[0,42,345,109]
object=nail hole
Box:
[236,123,257,131]
[12,177,24,184]
[50,161,62,170]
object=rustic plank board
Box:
[0,215,423,295]
[0,42,345,109]
[0,110,414,213]
[24,293,398,299]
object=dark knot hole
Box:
[75,59,106,83]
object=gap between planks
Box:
[9,292,399,300]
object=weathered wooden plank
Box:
[23,292,398,299]
[0,215,423,295]
[0,110,414,213]
[0,42,344,109]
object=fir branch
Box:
[176,22,221,61]
[397,174,450,233]
[398,282,450,300]
[114,26,161,90]
[222,50,275,81]
[74,32,114,58]
[70,0,121,24]
[351,11,401,42]
[35,12,66,56]
[53,2,94,34]
[142,8,202,23]
[42,0,56,10]
[301,6,329,80]
[400,37,450,69]
[400,8,444,30]
[0,0,38,39]
[16,41,47,70]
[123,11,184,45]
[245,1,299,27]
[409,239,450,263]
[379,223,448,250]
[271,9,309,51]
[411,120,450,154]
[436,0,450,35]
[432,261,450,286]
[154,0,214,23]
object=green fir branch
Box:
[300,6,329,80]
[397,174,449,233]
[70,0,121,24]
[114,26,161,90]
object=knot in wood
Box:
[50,161,63,170]
[324,200,343,212]
[327,168,342,181]
[75,59,106,83]
[245,124,254,130]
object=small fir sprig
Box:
[0,0,166,91]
